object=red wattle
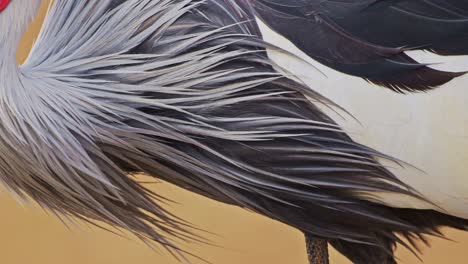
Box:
[0,0,10,12]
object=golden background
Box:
[4,1,465,263]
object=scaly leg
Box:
[305,234,329,264]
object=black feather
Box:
[253,0,468,92]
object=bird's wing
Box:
[253,0,468,92]
[16,1,464,262]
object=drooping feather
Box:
[1,0,468,263]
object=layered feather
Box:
[253,0,468,92]
[0,0,467,263]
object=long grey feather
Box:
[1,1,467,263]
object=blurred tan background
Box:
[5,1,466,263]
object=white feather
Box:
[259,18,468,219]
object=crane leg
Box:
[305,233,329,264]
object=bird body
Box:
[262,25,468,218]
[2,0,468,263]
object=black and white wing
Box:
[12,1,468,263]
[253,0,468,92]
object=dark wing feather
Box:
[24,1,468,263]
[121,2,465,262]
[253,0,468,92]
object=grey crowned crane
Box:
[1,0,468,263]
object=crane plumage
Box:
[1,0,468,263]
[254,0,468,92]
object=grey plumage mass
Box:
[1,0,468,263]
